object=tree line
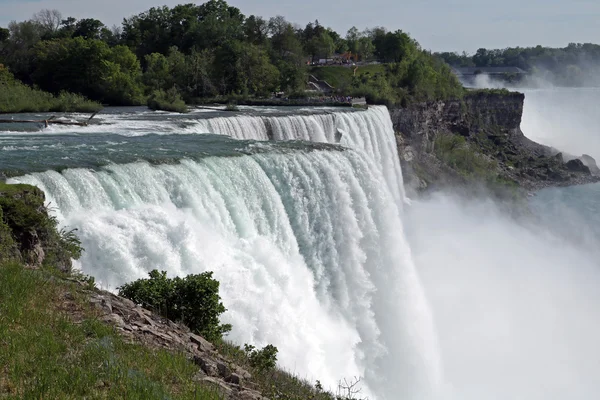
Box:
[0,1,464,108]
[436,44,600,86]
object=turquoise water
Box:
[0,132,342,176]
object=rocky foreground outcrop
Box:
[390,91,600,194]
[64,279,267,400]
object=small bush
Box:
[147,88,188,113]
[244,344,278,372]
[119,270,231,342]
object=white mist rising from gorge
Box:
[405,192,600,399]
[402,83,600,399]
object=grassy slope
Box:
[0,262,222,399]
[0,259,343,400]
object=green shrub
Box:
[147,88,188,113]
[0,183,82,270]
[0,65,102,113]
[244,344,278,372]
[118,270,231,342]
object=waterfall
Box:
[8,106,435,399]
[186,106,407,207]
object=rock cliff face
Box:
[390,91,599,194]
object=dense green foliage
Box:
[32,38,144,105]
[118,270,231,342]
[0,182,82,269]
[0,262,221,399]
[243,344,278,372]
[147,88,188,113]
[0,64,101,113]
[0,1,463,107]
[436,43,600,86]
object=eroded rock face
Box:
[566,159,591,173]
[389,92,599,193]
[580,154,600,175]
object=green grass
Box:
[0,262,222,399]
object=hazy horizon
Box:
[0,0,599,53]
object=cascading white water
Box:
[11,150,439,399]
[185,106,407,206]
[189,115,269,140]
[8,106,432,398]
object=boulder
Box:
[189,332,215,352]
[580,154,600,175]
[566,159,591,174]
[194,356,219,377]
[217,361,231,378]
[238,389,268,400]
[225,373,242,385]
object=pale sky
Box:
[0,0,599,53]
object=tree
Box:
[356,37,375,61]
[121,6,172,57]
[32,37,143,104]
[213,40,279,96]
[306,31,335,62]
[33,9,62,36]
[0,28,9,43]
[194,0,245,49]
[346,26,360,54]
[473,48,491,67]
[3,20,44,81]
[244,15,269,46]
[381,30,416,62]
[119,270,232,342]
[143,52,171,92]
[73,18,105,39]
[57,17,77,37]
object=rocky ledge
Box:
[60,277,268,400]
[390,91,600,194]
